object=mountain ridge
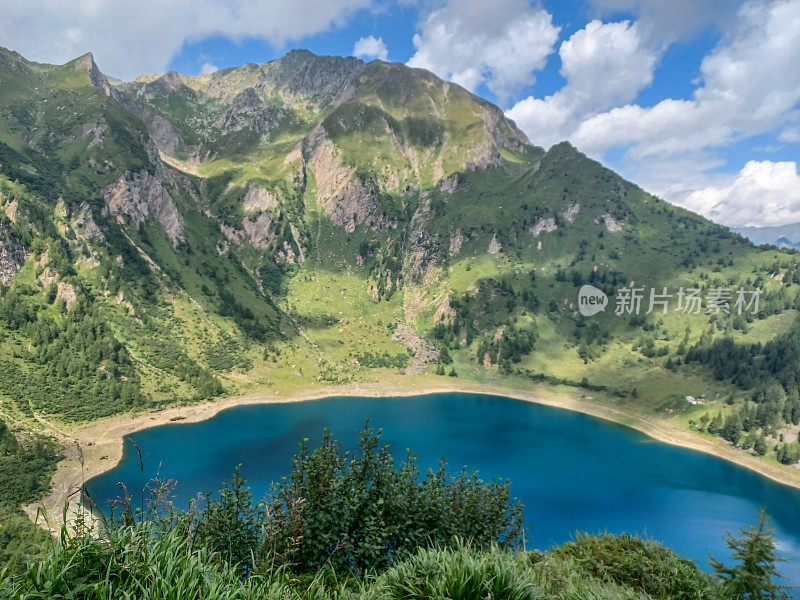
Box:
[733,222,800,249]
[0,45,799,481]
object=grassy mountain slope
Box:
[0,47,799,475]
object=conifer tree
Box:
[710,507,788,600]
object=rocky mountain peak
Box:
[0,46,32,76]
[201,49,366,107]
[73,52,96,69]
[71,51,113,96]
[132,69,196,102]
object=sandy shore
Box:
[26,377,800,531]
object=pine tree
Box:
[710,507,788,600]
[776,443,800,465]
[708,413,724,435]
[741,431,758,451]
[722,413,743,444]
[448,366,457,377]
[754,433,768,456]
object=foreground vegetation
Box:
[0,419,61,571]
[0,429,790,599]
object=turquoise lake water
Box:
[86,393,800,590]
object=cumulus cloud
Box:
[200,62,219,74]
[353,35,388,60]
[506,0,800,226]
[681,161,800,226]
[407,0,560,101]
[0,0,375,79]
[571,0,800,158]
[507,19,657,148]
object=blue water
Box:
[86,393,800,590]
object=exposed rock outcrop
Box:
[243,184,279,213]
[529,218,557,237]
[72,203,105,243]
[82,120,107,149]
[148,115,186,157]
[136,70,195,102]
[56,281,77,309]
[449,229,464,256]
[74,52,114,96]
[0,224,26,286]
[392,323,439,374]
[464,106,531,171]
[302,126,379,232]
[596,213,623,231]
[213,88,289,135]
[402,195,442,283]
[202,50,366,108]
[241,212,275,250]
[434,294,456,327]
[102,171,185,246]
[562,202,580,223]
[439,174,460,194]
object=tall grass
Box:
[0,523,349,600]
[366,545,539,600]
[0,528,728,600]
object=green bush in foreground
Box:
[182,425,524,574]
[367,545,539,600]
[552,533,718,600]
[0,428,790,599]
[260,426,524,573]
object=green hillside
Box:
[0,46,799,473]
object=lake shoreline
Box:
[26,377,800,531]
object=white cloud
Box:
[406,0,560,101]
[353,35,388,60]
[506,0,800,226]
[571,0,800,158]
[0,0,375,79]
[507,19,657,148]
[681,161,800,227]
[200,62,219,74]
[779,126,800,143]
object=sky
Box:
[0,0,798,227]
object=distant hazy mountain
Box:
[733,223,800,248]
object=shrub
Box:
[552,533,719,600]
[261,425,524,573]
[368,544,539,600]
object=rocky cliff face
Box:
[102,170,185,246]
[201,50,365,106]
[301,126,380,232]
[0,46,32,77]
[213,88,290,136]
[0,224,26,286]
[74,52,115,96]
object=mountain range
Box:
[733,223,800,249]
[1,45,799,467]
